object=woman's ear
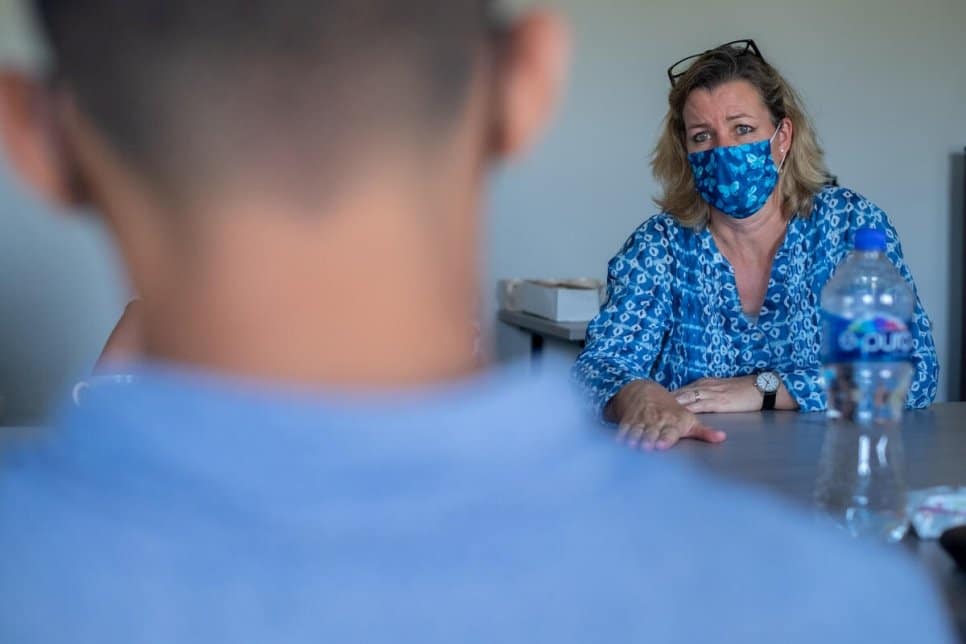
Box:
[0,71,80,207]
[776,116,794,158]
[490,10,571,160]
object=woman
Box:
[574,39,938,450]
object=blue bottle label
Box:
[822,313,912,363]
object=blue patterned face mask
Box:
[688,126,784,220]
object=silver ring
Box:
[694,390,702,402]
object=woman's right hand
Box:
[605,380,727,451]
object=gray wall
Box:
[487,0,966,401]
[1,0,965,422]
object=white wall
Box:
[0,0,964,421]
[487,0,966,400]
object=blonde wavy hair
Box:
[652,46,829,229]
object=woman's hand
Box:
[674,375,799,413]
[606,380,727,451]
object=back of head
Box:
[33,0,496,205]
[11,0,569,385]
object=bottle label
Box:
[822,313,913,363]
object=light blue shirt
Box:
[0,361,953,642]
[575,186,939,414]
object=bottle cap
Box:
[854,228,887,252]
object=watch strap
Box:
[761,391,777,411]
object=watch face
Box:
[756,372,780,394]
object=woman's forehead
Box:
[682,80,768,123]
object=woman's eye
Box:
[736,124,754,136]
[692,132,711,143]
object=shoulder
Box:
[0,372,953,642]
[807,186,902,249]
[541,437,952,641]
[638,212,691,240]
[810,186,892,231]
[591,456,951,640]
[611,213,696,266]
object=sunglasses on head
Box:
[667,39,765,86]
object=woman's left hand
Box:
[673,376,762,414]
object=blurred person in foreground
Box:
[574,40,938,450]
[0,4,954,643]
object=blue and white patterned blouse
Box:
[574,186,939,414]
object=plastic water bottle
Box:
[814,228,913,543]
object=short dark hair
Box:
[34,0,497,202]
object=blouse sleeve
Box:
[846,194,940,409]
[573,221,674,416]
[780,368,827,413]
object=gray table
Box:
[498,309,588,358]
[675,404,966,635]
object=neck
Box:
[709,193,787,261]
[131,183,482,389]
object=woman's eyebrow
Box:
[726,113,756,121]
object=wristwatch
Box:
[755,371,781,411]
